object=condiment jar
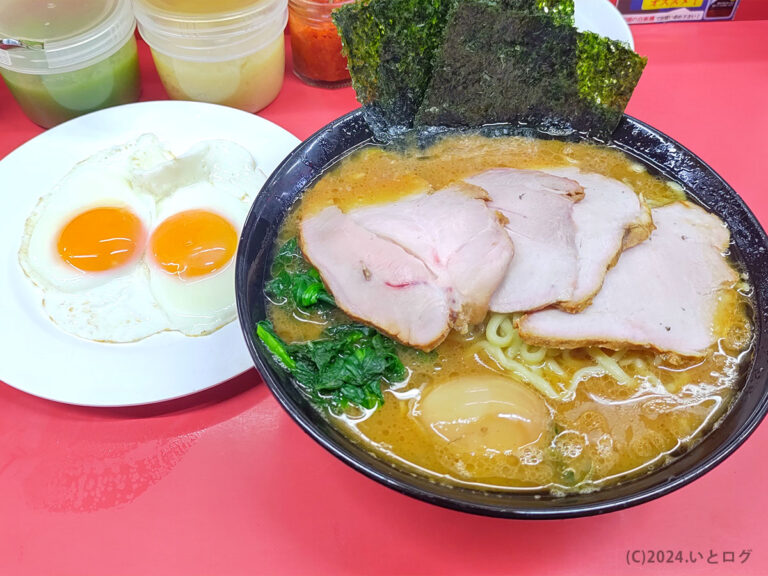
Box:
[0,0,141,128]
[133,0,288,113]
[288,0,354,88]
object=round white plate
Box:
[575,0,634,49]
[0,101,299,407]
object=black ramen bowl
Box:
[235,109,768,519]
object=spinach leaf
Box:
[256,321,296,371]
[256,320,407,411]
[266,238,335,310]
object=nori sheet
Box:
[332,0,456,140]
[334,0,645,140]
[574,31,648,135]
[415,0,646,137]
[501,0,574,25]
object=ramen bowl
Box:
[235,109,768,518]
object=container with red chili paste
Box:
[288,0,354,87]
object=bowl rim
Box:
[236,108,768,519]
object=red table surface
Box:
[2,11,768,576]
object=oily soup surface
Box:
[269,134,753,493]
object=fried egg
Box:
[143,141,260,336]
[18,135,265,342]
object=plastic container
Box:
[0,0,141,128]
[288,0,354,88]
[133,0,288,113]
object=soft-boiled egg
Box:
[18,135,265,342]
[416,374,551,456]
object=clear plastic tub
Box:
[0,0,141,128]
[288,0,354,88]
[133,0,288,113]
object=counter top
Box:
[1,16,767,576]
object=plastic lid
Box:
[0,0,135,74]
[140,0,267,14]
[134,0,288,62]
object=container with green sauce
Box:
[0,0,141,128]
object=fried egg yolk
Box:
[57,207,145,273]
[150,209,237,280]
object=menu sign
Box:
[615,0,740,23]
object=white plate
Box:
[575,0,634,49]
[0,101,300,407]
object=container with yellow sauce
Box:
[0,0,141,128]
[133,0,288,113]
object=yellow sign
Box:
[642,0,704,8]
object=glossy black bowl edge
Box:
[236,109,768,519]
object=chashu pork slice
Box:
[541,167,654,312]
[518,202,738,357]
[348,184,514,331]
[300,206,451,350]
[464,169,584,313]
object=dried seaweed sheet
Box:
[415,0,646,137]
[333,0,455,139]
[334,0,644,139]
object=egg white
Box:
[41,267,171,343]
[134,139,266,201]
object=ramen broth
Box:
[268,134,753,493]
